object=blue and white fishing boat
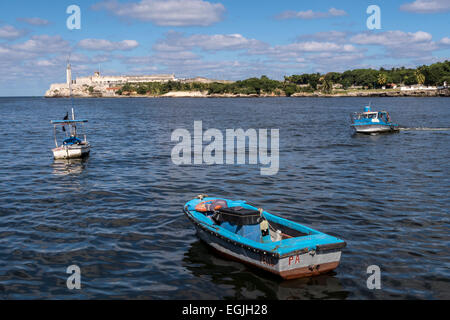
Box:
[183,196,346,279]
[351,106,399,134]
[50,108,90,160]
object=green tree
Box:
[137,85,147,95]
[283,83,297,97]
[415,69,425,85]
[121,83,132,92]
[377,73,387,87]
[320,76,333,94]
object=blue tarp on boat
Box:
[63,136,82,145]
[221,222,261,243]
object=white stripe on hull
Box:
[52,144,90,160]
[353,125,396,133]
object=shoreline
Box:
[44,89,450,98]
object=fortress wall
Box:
[73,75,175,86]
[49,83,69,90]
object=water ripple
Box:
[0,97,449,299]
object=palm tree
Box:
[415,69,425,85]
[320,76,333,94]
[377,73,387,87]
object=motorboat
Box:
[351,106,399,134]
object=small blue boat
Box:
[351,106,399,134]
[183,196,346,279]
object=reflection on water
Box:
[183,241,349,300]
[51,158,89,176]
[352,132,387,140]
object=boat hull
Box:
[52,143,90,160]
[191,216,343,280]
[353,124,399,134]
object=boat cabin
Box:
[351,106,391,124]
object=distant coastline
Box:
[45,90,450,98]
[45,60,450,98]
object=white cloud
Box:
[280,41,357,53]
[0,34,117,96]
[185,34,266,51]
[400,0,450,13]
[351,30,433,45]
[350,30,439,58]
[118,52,251,80]
[12,35,70,54]
[78,39,139,51]
[119,55,153,65]
[34,60,56,67]
[60,52,112,65]
[17,17,50,26]
[309,52,366,69]
[92,0,225,26]
[154,32,267,52]
[243,37,364,72]
[252,41,359,61]
[0,35,107,86]
[0,25,27,40]
[412,56,450,65]
[440,37,450,45]
[150,31,364,75]
[297,31,351,43]
[276,8,347,20]
[153,50,200,61]
[0,44,34,61]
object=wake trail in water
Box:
[399,127,450,131]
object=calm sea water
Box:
[0,97,449,300]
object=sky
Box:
[0,0,449,96]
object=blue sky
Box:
[0,0,449,96]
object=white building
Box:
[74,71,177,86]
[400,85,437,91]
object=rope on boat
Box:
[258,207,279,234]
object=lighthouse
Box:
[66,63,72,85]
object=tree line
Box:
[285,60,450,89]
[116,60,450,96]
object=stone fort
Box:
[45,64,177,97]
